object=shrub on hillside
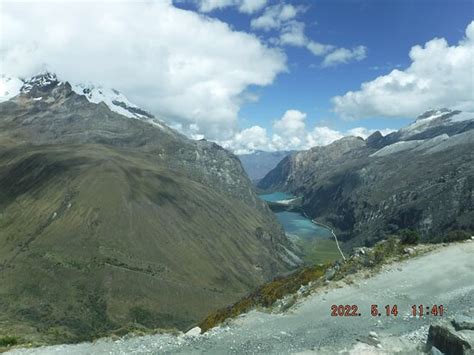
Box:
[0,336,19,347]
[199,264,327,331]
[428,229,472,244]
[442,230,472,242]
[400,230,420,245]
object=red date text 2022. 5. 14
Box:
[330,304,445,317]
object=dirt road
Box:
[8,241,474,354]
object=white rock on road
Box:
[184,327,201,337]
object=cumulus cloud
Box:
[305,126,343,148]
[277,20,333,56]
[333,21,474,119]
[196,0,268,14]
[345,127,395,139]
[220,125,270,154]
[219,109,393,154]
[250,4,301,31]
[250,5,366,67]
[0,0,286,139]
[278,24,364,67]
[279,21,307,47]
[273,109,307,137]
[306,41,335,56]
[322,46,367,67]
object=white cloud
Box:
[322,46,367,67]
[345,127,395,139]
[219,109,393,153]
[272,109,306,137]
[196,0,234,12]
[279,21,307,47]
[196,0,268,14]
[345,127,376,139]
[250,4,300,31]
[277,21,363,66]
[250,6,366,67]
[220,125,270,154]
[306,41,334,56]
[305,126,343,147]
[0,0,286,139]
[333,21,474,119]
[239,0,268,14]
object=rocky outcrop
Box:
[426,315,474,354]
[365,130,385,149]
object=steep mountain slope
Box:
[0,73,298,343]
[238,150,294,182]
[7,242,474,354]
[258,110,474,249]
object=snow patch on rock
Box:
[425,130,474,154]
[20,72,59,93]
[399,109,473,139]
[72,84,144,119]
[413,134,449,152]
[71,83,172,131]
[1,72,169,133]
[449,111,474,123]
[370,140,424,157]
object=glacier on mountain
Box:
[0,72,169,131]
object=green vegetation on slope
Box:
[198,235,448,333]
[295,238,341,265]
[199,264,327,332]
[0,78,298,348]
[0,143,293,345]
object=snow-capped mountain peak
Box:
[415,108,452,121]
[1,72,63,102]
[0,72,170,131]
[400,108,473,138]
[70,83,169,130]
[71,83,155,121]
[20,72,60,94]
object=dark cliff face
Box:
[258,137,367,193]
[258,110,474,249]
[257,153,294,191]
[0,74,299,342]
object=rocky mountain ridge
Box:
[0,72,298,343]
[258,109,474,248]
[1,73,271,206]
[3,72,176,133]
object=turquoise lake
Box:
[259,192,332,240]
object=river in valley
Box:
[259,192,341,264]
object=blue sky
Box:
[1,0,473,153]
[175,0,473,136]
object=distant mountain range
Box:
[258,109,474,249]
[0,73,300,343]
[238,150,294,183]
